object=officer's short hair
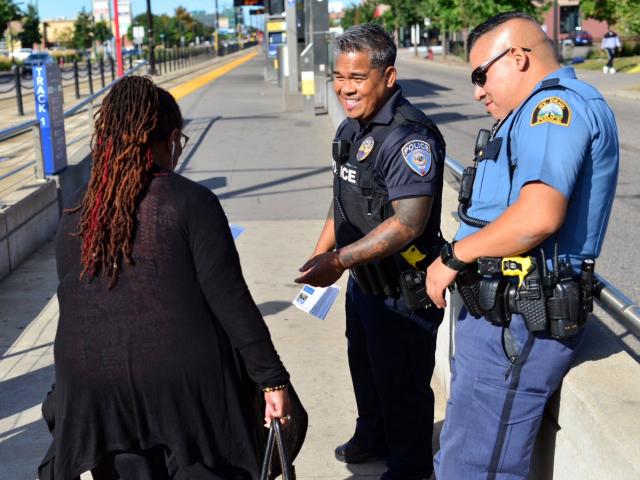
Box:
[335,23,397,71]
[467,12,540,57]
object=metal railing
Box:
[0,62,149,197]
[0,61,148,144]
[0,45,231,117]
[444,156,640,338]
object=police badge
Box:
[356,136,375,161]
[401,140,432,176]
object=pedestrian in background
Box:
[296,23,446,480]
[601,29,622,74]
[427,12,619,479]
[39,76,293,480]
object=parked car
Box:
[12,48,32,61]
[565,30,593,46]
[22,52,56,74]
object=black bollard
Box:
[110,56,115,81]
[87,58,94,95]
[99,56,105,88]
[15,65,24,116]
[73,59,80,98]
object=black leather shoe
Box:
[334,437,377,464]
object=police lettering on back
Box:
[332,160,358,184]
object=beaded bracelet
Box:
[262,384,288,393]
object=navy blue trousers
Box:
[434,309,584,480]
[346,277,443,480]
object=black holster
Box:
[455,267,484,318]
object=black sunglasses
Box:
[179,132,189,149]
[471,46,532,87]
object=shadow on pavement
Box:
[0,242,57,359]
[398,79,452,97]
[0,364,53,421]
[0,418,49,480]
[427,111,487,126]
[198,177,227,190]
[340,419,444,479]
[177,116,220,175]
[576,314,637,364]
[258,301,292,317]
[220,185,331,200]
[217,166,331,201]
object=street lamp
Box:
[146,0,156,74]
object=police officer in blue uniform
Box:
[426,13,619,479]
[295,24,446,480]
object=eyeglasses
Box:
[471,46,532,87]
[179,132,189,149]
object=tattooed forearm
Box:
[338,197,433,268]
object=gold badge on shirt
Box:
[356,136,375,161]
[530,96,572,127]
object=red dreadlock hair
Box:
[71,75,183,288]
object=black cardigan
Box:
[39,168,289,479]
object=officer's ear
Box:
[512,47,530,72]
[383,66,397,87]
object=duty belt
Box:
[455,255,596,339]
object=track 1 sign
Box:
[33,64,68,174]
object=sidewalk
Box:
[0,53,445,479]
[0,49,259,203]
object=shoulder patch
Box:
[401,140,432,176]
[530,96,572,127]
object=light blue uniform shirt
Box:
[456,67,619,271]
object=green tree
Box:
[418,0,542,56]
[0,0,21,35]
[341,0,380,30]
[618,0,640,35]
[73,8,94,51]
[580,0,619,26]
[93,20,112,44]
[582,0,640,36]
[19,4,41,47]
[128,9,210,48]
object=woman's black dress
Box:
[38,169,289,479]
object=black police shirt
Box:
[347,88,442,202]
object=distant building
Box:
[93,0,133,38]
[39,18,75,46]
[542,0,608,40]
[191,10,216,28]
[329,1,344,24]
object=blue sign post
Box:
[33,64,67,175]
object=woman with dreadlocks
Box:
[38,76,292,479]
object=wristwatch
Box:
[440,242,470,272]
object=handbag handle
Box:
[260,419,294,480]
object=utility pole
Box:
[113,0,124,76]
[214,0,220,53]
[553,0,560,61]
[146,0,156,74]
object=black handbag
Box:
[260,419,294,480]
[256,385,307,480]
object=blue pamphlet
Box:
[229,224,245,239]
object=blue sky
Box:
[40,1,242,20]
[37,0,358,20]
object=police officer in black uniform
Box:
[295,24,446,480]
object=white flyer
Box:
[293,284,341,320]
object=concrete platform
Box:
[0,53,445,479]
